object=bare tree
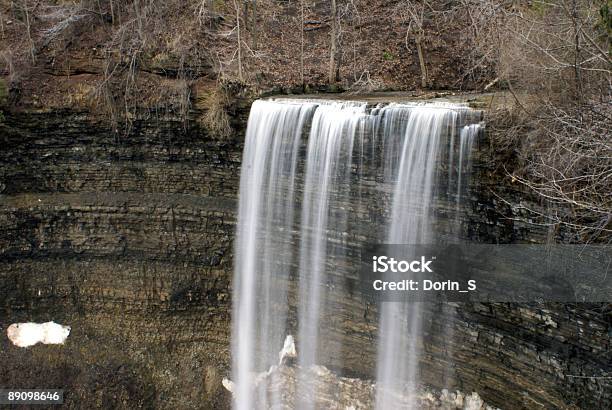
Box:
[242,0,249,40]
[503,101,612,241]
[400,0,429,88]
[1,9,5,39]
[343,0,361,83]
[240,1,258,50]
[452,0,505,88]
[18,0,36,63]
[109,0,114,24]
[472,0,612,240]
[300,0,305,87]
[251,0,258,49]
[329,0,338,84]
[233,0,244,81]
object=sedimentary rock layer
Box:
[0,107,609,409]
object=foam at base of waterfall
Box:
[224,335,498,410]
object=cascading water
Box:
[376,106,457,410]
[456,123,480,213]
[296,102,366,410]
[232,100,317,410]
[231,98,482,410]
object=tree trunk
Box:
[234,0,243,81]
[571,0,583,103]
[415,34,427,88]
[252,0,258,49]
[243,0,249,39]
[300,0,305,87]
[23,0,35,63]
[328,0,337,84]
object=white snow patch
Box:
[7,322,70,348]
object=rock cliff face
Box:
[0,100,609,409]
[0,109,243,409]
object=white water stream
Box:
[232,99,481,410]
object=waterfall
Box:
[376,106,460,409]
[456,123,480,213]
[232,100,317,410]
[296,102,366,410]
[231,98,481,409]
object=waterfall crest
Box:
[231,98,482,410]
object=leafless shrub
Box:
[9,0,38,63]
[502,1,609,102]
[449,0,508,88]
[348,70,383,93]
[457,1,611,240]
[486,104,528,155]
[38,4,91,46]
[95,14,143,133]
[512,101,612,241]
[94,0,208,132]
[196,0,221,28]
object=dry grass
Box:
[66,82,96,108]
[197,83,232,138]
